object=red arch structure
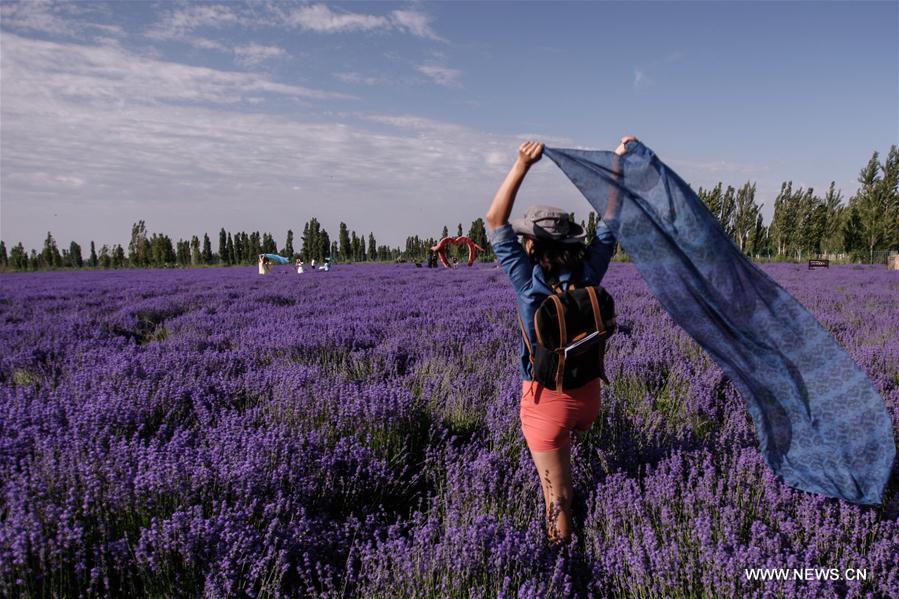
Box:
[430,236,485,267]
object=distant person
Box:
[296,259,305,274]
[258,254,272,275]
[486,137,634,544]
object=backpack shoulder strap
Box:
[586,286,605,337]
[549,294,566,347]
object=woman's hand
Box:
[614,135,639,156]
[486,141,543,229]
[518,140,544,168]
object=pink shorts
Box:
[520,378,602,452]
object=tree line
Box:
[693,146,898,262]
[1,146,896,271]
[0,216,494,271]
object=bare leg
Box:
[529,445,573,543]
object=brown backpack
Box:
[519,282,616,390]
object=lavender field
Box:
[1,263,897,598]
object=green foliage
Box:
[585,211,597,239]
[99,244,112,268]
[112,244,126,268]
[128,220,149,267]
[68,241,83,268]
[467,217,491,261]
[769,182,819,260]
[300,218,330,262]
[848,146,899,262]
[338,222,350,261]
[41,231,63,268]
[9,244,28,268]
[201,233,213,264]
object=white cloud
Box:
[335,71,386,86]
[282,4,442,39]
[147,4,239,39]
[389,9,443,41]
[417,64,461,87]
[285,4,388,33]
[186,36,228,51]
[1,0,74,35]
[1,34,351,107]
[234,43,287,67]
[633,68,648,90]
[0,0,124,38]
[144,3,239,51]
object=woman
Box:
[258,254,272,275]
[485,136,636,543]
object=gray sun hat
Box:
[509,205,587,244]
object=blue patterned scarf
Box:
[545,141,895,504]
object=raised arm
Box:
[602,135,639,225]
[486,141,544,229]
[585,135,639,282]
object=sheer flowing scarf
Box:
[544,141,895,504]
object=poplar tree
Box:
[10,243,27,270]
[218,228,227,263]
[176,239,191,266]
[112,245,126,268]
[586,211,597,239]
[769,182,803,258]
[201,234,213,264]
[226,233,235,265]
[284,230,294,259]
[190,236,201,265]
[351,231,360,262]
[234,232,244,264]
[249,232,261,259]
[820,182,845,256]
[98,245,111,268]
[339,222,350,261]
[795,188,822,258]
[129,221,149,266]
[69,241,83,267]
[846,148,899,262]
[468,218,489,260]
[301,222,311,261]
[732,182,760,254]
[261,233,276,254]
[42,232,62,268]
[318,229,330,262]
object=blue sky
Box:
[1,1,897,251]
